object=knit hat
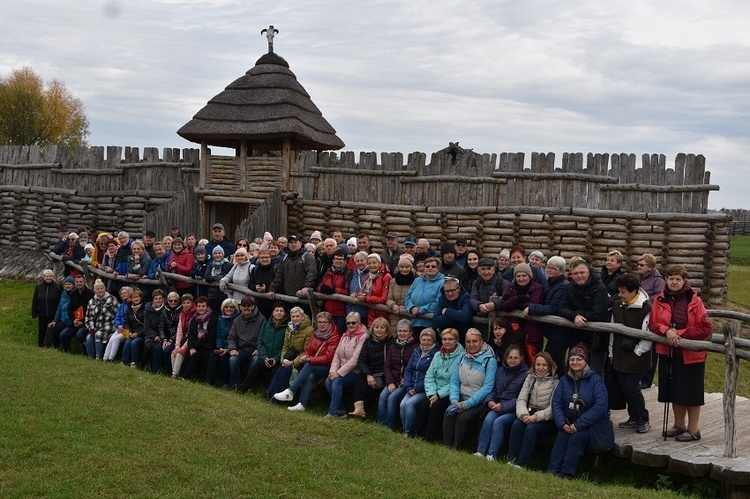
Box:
[194,247,206,255]
[514,263,533,278]
[234,247,249,258]
[310,230,322,241]
[263,232,273,243]
[347,237,357,246]
[63,275,75,284]
[79,232,88,238]
[569,344,589,363]
[212,246,225,256]
[440,242,455,255]
[84,243,94,251]
[398,254,414,267]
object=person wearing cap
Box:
[32,269,62,348]
[548,344,608,479]
[502,262,545,357]
[470,257,508,316]
[524,256,571,374]
[433,277,473,343]
[439,243,463,280]
[454,237,470,268]
[53,227,70,256]
[143,231,157,259]
[219,247,253,303]
[403,237,417,258]
[557,259,611,375]
[170,226,183,239]
[386,254,416,330]
[268,235,318,310]
[205,223,235,259]
[382,233,404,274]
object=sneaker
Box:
[618,419,639,429]
[473,452,485,458]
[507,462,522,470]
[129,362,136,368]
[486,455,495,462]
[273,389,294,402]
[288,403,306,412]
[636,420,651,433]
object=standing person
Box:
[469,257,507,319]
[324,312,368,418]
[317,248,351,334]
[346,251,370,324]
[32,270,61,347]
[412,328,464,441]
[601,250,627,306]
[439,243,464,280]
[458,249,481,294]
[358,254,392,327]
[638,253,666,389]
[270,311,339,409]
[168,237,195,296]
[247,249,277,320]
[268,235,317,314]
[502,263,545,358]
[204,223,236,259]
[507,352,559,468]
[474,345,529,461]
[442,329,497,450]
[386,255,416,330]
[204,246,232,314]
[126,241,152,285]
[557,259,610,374]
[548,345,609,479]
[219,247,254,302]
[502,246,548,292]
[381,232,404,274]
[404,257,445,337]
[454,236,470,269]
[84,280,119,360]
[610,274,652,434]
[377,320,419,429]
[648,265,712,442]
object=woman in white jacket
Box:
[219,247,254,301]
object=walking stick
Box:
[661,345,674,440]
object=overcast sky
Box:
[3,0,748,209]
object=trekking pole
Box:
[661,344,674,440]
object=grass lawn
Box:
[0,280,722,497]
[730,236,750,267]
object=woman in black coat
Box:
[32,269,62,347]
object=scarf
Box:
[394,272,416,286]
[420,344,436,359]
[440,345,457,355]
[193,309,213,339]
[363,270,384,295]
[180,304,197,328]
[395,337,409,347]
[666,284,691,329]
[105,246,118,259]
[464,341,490,361]
[313,325,332,340]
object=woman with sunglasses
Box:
[404,256,445,337]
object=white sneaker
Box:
[273,389,294,402]
[486,455,495,462]
[473,452,485,458]
[288,403,306,412]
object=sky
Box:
[2,0,749,209]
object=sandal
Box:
[675,430,701,442]
[663,426,687,438]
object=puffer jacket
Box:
[304,325,341,365]
[280,315,313,367]
[256,315,288,362]
[357,335,394,378]
[404,272,446,328]
[363,270,392,326]
[216,312,239,349]
[220,260,253,301]
[552,366,608,430]
[143,302,165,344]
[483,361,530,414]
[318,266,351,317]
[329,324,368,376]
[502,280,545,346]
[515,371,560,422]
[403,345,438,393]
[432,287,473,333]
[424,343,465,399]
[648,285,712,365]
[169,248,195,292]
[449,346,497,409]
[384,336,419,386]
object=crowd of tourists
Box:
[32,224,712,478]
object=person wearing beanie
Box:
[83,243,95,264]
[263,232,274,245]
[439,242,463,280]
[204,245,232,314]
[309,231,323,244]
[386,255,417,331]
[190,246,209,298]
[502,263,545,359]
[548,344,608,479]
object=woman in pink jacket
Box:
[324,311,368,418]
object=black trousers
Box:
[413,396,451,441]
[618,370,648,422]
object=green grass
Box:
[0,280,713,497]
[730,236,750,266]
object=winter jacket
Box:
[502,280,546,346]
[191,259,209,297]
[124,303,147,336]
[169,248,195,292]
[440,261,464,280]
[127,253,152,278]
[160,304,181,343]
[403,345,438,393]
[205,237,236,260]
[387,272,416,311]
[346,267,370,319]
[216,312,239,349]
[470,275,507,314]
[188,313,218,351]
[449,346,497,409]
[68,286,95,324]
[53,288,73,326]
[432,287,473,333]
[85,292,119,342]
[204,259,233,302]
[304,325,341,365]
[143,302,165,344]
[363,270,392,326]
[32,280,62,318]
[424,344,465,399]
[600,266,627,306]
[148,254,170,279]
[552,366,608,430]
[281,316,313,367]
[357,336,394,382]
[558,269,611,350]
[639,268,666,303]
[609,288,652,373]
[528,275,570,342]
[248,262,277,318]
[483,361,530,414]
[220,260,254,301]
[648,285,712,365]
[113,301,130,331]
[114,240,132,276]
[257,316,288,362]
[228,307,266,354]
[270,248,317,296]
[384,336,419,386]
[317,266,351,317]
[329,324,368,376]
[459,266,479,294]
[404,272,446,328]
[515,371,560,422]
[503,265,549,293]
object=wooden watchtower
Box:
[177,27,344,240]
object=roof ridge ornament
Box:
[261,25,279,53]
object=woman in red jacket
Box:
[317,248,351,334]
[648,265,712,442]
[168,237,195,295]
[359,254,392,327]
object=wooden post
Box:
[239,140,247,192]
[282,138,291,193]
[80,261,94,288]
[723,321,740,458]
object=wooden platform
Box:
[611,387,750,486]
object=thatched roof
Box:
[177,52,344,150]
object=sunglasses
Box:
[424,264,438,269]
[346,321,358,325]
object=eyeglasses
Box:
[317,320,329,324]
[455,243,467,247]
[637,263,647,267]
[444,288,460,294]
[346,321,358,325]
[424,264,438,269]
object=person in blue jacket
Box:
[43,275,75,348]
[443,329,497,449]
[432,277,473,344]
[548,344,608,478]
[405,257,445,337]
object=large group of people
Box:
[33,224,713,478]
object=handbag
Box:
[589,417,615,452]
[283,348,299,362]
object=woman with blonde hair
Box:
[349,317,393,419]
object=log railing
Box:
[48,253,746,458]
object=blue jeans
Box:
[84,334,104,359]
[60,326,87,353]
[399,391,426,433]
[507,418,557,467]
[266,365,293,400]
[290,363,330,407]
[547,426,592,478]
[325,372,357,415]
[476,411,517,457]
[377,386,407,429]
[228,350,256,388]
[122,337,144,365]
[152,342,174,374]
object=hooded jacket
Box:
[403,344,437,393]
[220,260,253,301]
[449,345,497,409]
[405,272,446,328]
[270,248,317,296]
[424,343,465,399]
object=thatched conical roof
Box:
[177,52,344,150]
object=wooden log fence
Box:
[49,252,747,458]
